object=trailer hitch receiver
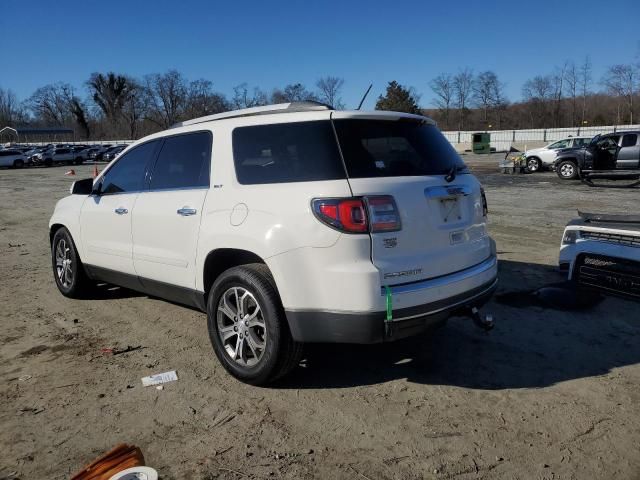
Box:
[468,306,494,331]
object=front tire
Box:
[557,160,578,180]
[207,264,302,385]
[526,157,541,173]
[13,159,24,169]
[51,227,93,298]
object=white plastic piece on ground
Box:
[141,370,178,387]
[109,466,158,480]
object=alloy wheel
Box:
[216,286,266,367]
[55,238,73,288]
[560,164,574,177]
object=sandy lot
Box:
[1,156,639,479]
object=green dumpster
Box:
[472,132,491,154]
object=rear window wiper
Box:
[444,165,455,183]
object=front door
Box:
[80,140,160,276]
[132,131,212,290]
[593,135,620,170]
[616,133,640,169]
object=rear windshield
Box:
[333,119,467,178]
[232,121,345,184]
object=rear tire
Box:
[557,160,578,180]
[51,227,94,298]
[207,264,303,385]
[13,159,24,169]
[526,157,541,173]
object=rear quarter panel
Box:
[194,119,353,294]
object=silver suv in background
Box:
[525,137,591,172]
[0,149,28,168]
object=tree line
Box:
[0,56,638,140]
[0,72,347,140]
[427,56,639,131]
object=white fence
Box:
[442,124,640,152]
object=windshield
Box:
[333,119,467,178]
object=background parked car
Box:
[89,145,113,161]
[525,137,591,172]
[0,149,28,168]
[37,147,77,167]
[102,145,127,161]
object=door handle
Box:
[177,207,197,216]
[114,207,128,215]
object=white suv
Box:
[525,137,591,172]
[0,149,28,168]
[49,102,498,384]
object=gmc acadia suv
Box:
[49,102,498,385]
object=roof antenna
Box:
[356,84,373,110]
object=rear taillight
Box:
[312,195,401,234]
[365,195,401,232]
[313,198,367,233]
[480,187,488,216]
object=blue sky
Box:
[1,0,638,109]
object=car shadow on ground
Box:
[81,283,145,300]
[277,260,640,390]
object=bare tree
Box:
[26,83,76,125]
[453,68,473,130]
[429,74,454,129]
[121,80,146,139]
[231,83,268,109]
[271,83,317,103]
[472,71,499,124]
[87,72,136,129]
[144,70,188,128]
[184,79,229,119]
[579,56,592,125]
[602,64,638,124]
[551,62,568,127]
[0,87,26,125]
[490,78,508,129]
[565,62,578,126]
[315,76,345,109]
[522,75,554,127]
[69,97,91,139]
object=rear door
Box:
[132,131,212,289]
[332,116,491,285]
[616,133,640,169]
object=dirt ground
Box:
[1,156,639,480]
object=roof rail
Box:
[171,101,333,128]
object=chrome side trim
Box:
[383,255,497,296]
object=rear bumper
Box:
[286,275,498,344]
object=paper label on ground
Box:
[141,370,178,387]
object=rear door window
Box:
[232,121,345,184]
[621,134,638,148]
[149,131,212,190]
[333,119,466,178]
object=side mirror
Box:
[70,178,94,195]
